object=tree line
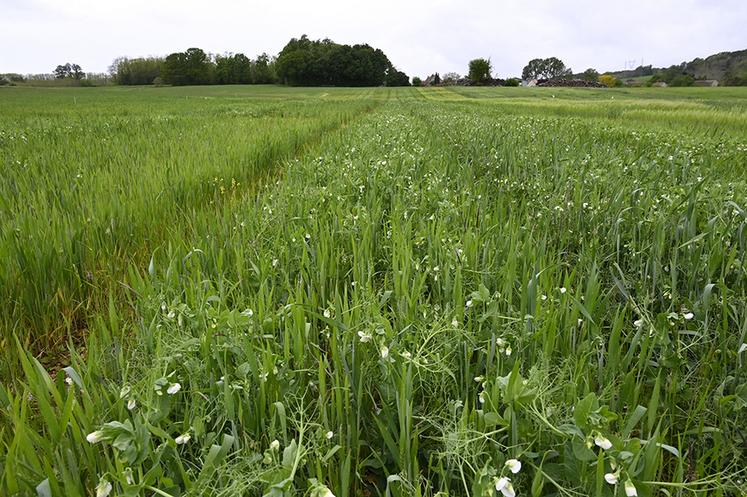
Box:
[109,49,278,86]
[105,36,409,87]
[9,45,744,88]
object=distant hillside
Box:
[609,49,747,86]
[683,50,747,83]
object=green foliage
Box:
[521,57,571,80]
[582,68,600,82]
[503,77,521,87]
[275,35,394,86]
[411,76,422,87]
[1,85,747,497]
[385,67,410,87]
[110,57,164,85]
[161,48,214,86]
[53,63,84,80]
[670,74,695,87]
[252,53,277,84]
[468,58,492,84]
[215,53,252,84]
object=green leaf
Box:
[574,393,598,432]
[622,405,647,438]
[282,439,298,469]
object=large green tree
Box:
[522,57,571,80]
[162,48,214,86]
[468,58,492,84]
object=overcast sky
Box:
[2,0,746,78]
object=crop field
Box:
[1,85,746,497]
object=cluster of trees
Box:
[648,64,695,86]
[54,63,85,80]
[413,57,569,87]
[215,53,275,84]
[109,57,163,85]
[110,50,278,86]
[109,38,408,87]
[521,57,572,81]
[275,36,409,86]
[413,72,463,86]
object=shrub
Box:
[598,74,620,88]
[670,74,694,87]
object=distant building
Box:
[522,79,537,87]
[423,75,438,86]
[694,79,719,87]
[652,81,668,88]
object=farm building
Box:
[694,79,719,87]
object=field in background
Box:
[1,85,746,497]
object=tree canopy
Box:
[468,58,492,84]
[275,35,407,86]
[54,63,84,80]
[161,48,213,86]
[110,57,163,85]
[521,57,571,80]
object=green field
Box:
[1,85,746,497]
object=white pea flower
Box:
[465,299,473,308]
[633,319,644,328]
[594,434,612,450]
[86,431,104,444]
[326,431,334,439]
[358,331,372,343]
[683,312,694,320]
[380,345,389,359]
[505,458,522,474]
[323,309,331,318]
[560,287,567,294]
[175,433,191,445]
[495,477,515,497]
[505,346,512,357]
[604,472,619,485]
[739,343,747,354]
[624,479,638,497]
[65,376,73,386]
[270,439,280,451]
[95,478,112,497]
[167,383,181,395]
[127,398,137,410]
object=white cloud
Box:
[1,0,745,77]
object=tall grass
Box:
[1,85,746,496]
